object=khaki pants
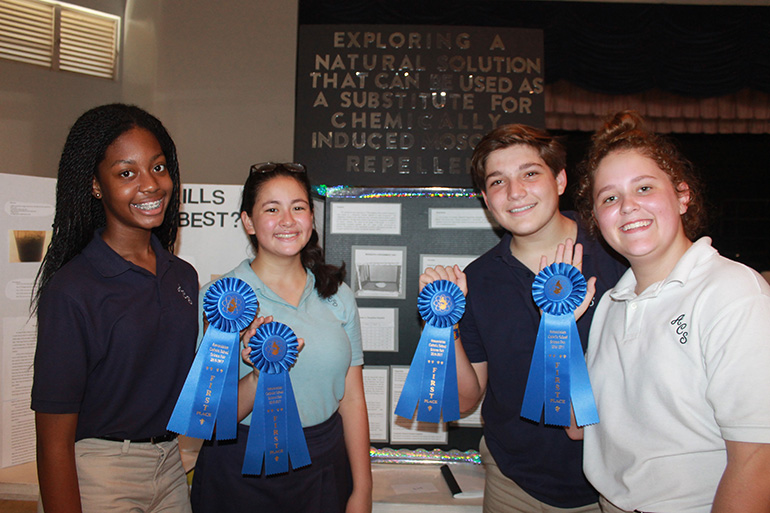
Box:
[38,437,191,513]
[480,437,601,513]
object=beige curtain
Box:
[545,81,770,134]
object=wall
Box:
[149,0,298,184]
[0,0,299,185]
[0,0,125,179]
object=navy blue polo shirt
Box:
[32,230,198,441]
[460,212,626,508]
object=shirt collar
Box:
[83,228,171,278]
[237,259,317,307]
[609,237,714,301]
[492,210,592,268]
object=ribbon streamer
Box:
[521,263,599,427]
[242,321,310,476]
[167,277,257,440]
[395,280,465,423]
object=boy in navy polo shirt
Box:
[420,125,625,512]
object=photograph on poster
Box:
[428,207,499,230]
[330,201,401,235]
[8,230,51,263]
[352,245,407,299]
[362,366,390,443]
[359,307,399,352]
[389,366,448,445]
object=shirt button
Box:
[630,303,637,310]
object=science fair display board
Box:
[323,186,502,449]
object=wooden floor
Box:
[0,499,37,513]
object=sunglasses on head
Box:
[249,162,307,175]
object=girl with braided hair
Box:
[31,103,197,513]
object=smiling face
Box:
[481,144,566,239]
[592,149,691,271]
[92,127,173,238]
[240,174,313,261]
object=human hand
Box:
[240,316,306,367]
[240,315,273,367]
[345,487,373,513]
[418,264,468,295]
[539,239,596,321]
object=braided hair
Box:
[240,165,345,298]
[32,104,181,310]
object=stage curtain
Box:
[545,81,770,134]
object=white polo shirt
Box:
[583,237,770,513]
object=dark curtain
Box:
[298,0,770,97]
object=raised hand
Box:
[418,264,468,296]
[539,239,597,321]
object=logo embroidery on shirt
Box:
[177,284,193,305]
[670,314,688,344]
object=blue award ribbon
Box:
[167,277,257,440]
[242,321,310,476]
[521,263,599,427]
[395,280,465,423]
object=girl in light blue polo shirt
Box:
[190,163,372,513]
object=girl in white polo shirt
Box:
[572,110,770,513]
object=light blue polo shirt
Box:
[198,259,363,427]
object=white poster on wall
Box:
[176,184,252,285]
[0,173,56,468]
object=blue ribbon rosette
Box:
[521,263,599,427]
[242,321,310,476]
[167,277,257,440]
[395,280,465,423]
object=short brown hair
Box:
[575,110,706,240]
[470,124,566,191]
